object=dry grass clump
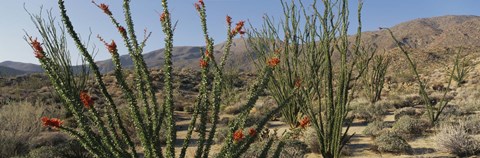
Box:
[0,101,62,157]
[434,122,480,157]
[373,131,413,154]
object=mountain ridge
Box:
[3,15,480,76]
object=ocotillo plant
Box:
[451,49,476,86]
[383,28,455,126]
[27,0,293,158]
[363,54,390,103]
[249,0,369,157]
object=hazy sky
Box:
[1,0,480,64]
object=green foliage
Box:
[27,0,288,158]
[248,0,370,157]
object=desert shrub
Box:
[243,139,308,158]
[464,116,480,134]
[374,131,412,154]
[441,104,470,116]
[392,116,429,140]
[303,127,321,153]
[223,101,244,115]
[24,139,90,158]
[435,122,480,157]
[393,107,417,120]
[0,101,61,158]
[384,28,455,126]
[451,52,476,86]
[350,100,389,122]
[363,121,388,137]
[29,132,69,149]
[382,95,414,109]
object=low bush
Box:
[243,139,308,158]
[393,107,417,120]
[392,116,429,140]
[363,121,388,137]
[24,139,90,158]
[435,122,480,157]
[374,131,412,154]
[350,100,389,122]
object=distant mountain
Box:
[360,15,480,50]
[3,15,480,76]
[0,66,27,76]
[95,38,252,73]
[0,61,43,73]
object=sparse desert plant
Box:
[435,122,480,157]
[363,54,390,103]
[451,50,476,86]
[248,0,370,157]
[383,28,455,126]
[26,0,293,157]
[363,121,388,137]
[374,131,413,154]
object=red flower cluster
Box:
[106,40,117,54]
[226,15,232,26]
[231,21,245,36]
[200,59,208,68]
[80,90,94,109]
[248,128,256,137]
[299,116,310,128]
[194,0,204,11]
[233,129,244,142]
[267,57,280,67]
[160,12,166,22]
[99,3,112,15]
[41,117,63,128]
[118,26,126,36]
[29,37,44,59]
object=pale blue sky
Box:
[1,0,480,64]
